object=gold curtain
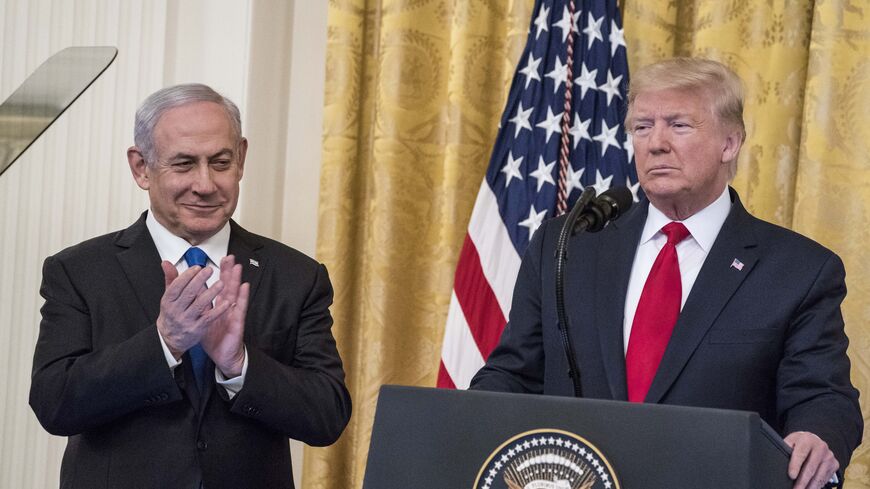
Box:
[306,0,870,487]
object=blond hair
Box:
[625,57,746,177]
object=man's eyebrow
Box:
[166,152,196,162]
[208,149,234,159]
[632,112,692,122]
[165,149,234,162]
[662,112,690,121]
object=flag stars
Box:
[590,169,614,196]
[624,131,635,161]
[569,113,592,149]
[566,166,585,196]
[553,6,579,43]
[536,107,564,143]
[545,57,569,94]
[609,20,626,56]
[593,120,621,156]
[533,5,550,40]
[598,70,624,105]
[519,54,542,89]
[582,13,604,49]
[626,176,641,203]
[501,152,524,187]
[509,102,533,137]
[574,63,598,100]
[519,205,548,239]
[530,157,556,192]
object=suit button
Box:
[197,440,207,451]
[159,392,169,401]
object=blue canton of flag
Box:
[487,0,640,255]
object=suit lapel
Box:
[115,213,164,324]
[115,214,202,407]
[645,190,759,403]
[228,220,264,304]
[591,202,647,401]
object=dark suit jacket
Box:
[30,213,351,489]
[471,189,862,468]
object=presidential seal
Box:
[473,429,620,489]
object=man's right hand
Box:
[156,260,229,359]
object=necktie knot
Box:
[184,247,209,268]
[662,222,690,246]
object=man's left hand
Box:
[201,255,250,378]
[784,431,838,489]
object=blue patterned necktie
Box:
[183,247,209,393]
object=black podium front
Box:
[363,385,792,489]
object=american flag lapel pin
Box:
[249,258,259,268]
[730,258,744,271]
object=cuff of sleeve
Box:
[216,347,248,399]
[158,329,182,371]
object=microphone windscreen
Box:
[599,186,633,218]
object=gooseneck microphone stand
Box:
[554,186,633,398]
[554,187,596,398]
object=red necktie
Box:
[625,222,691,403]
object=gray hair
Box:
[134,83,242,164]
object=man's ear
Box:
[127,146,150,190]
[236,137,248,180]
[721,129,743,164]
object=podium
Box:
[363,385,793,489]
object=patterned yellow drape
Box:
[306,1,869,488]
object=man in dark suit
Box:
[471,58,862,489]
[29,83,351,488]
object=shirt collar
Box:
[641,186,732,252]
[145,211,231,266]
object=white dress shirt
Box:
[146,211,248,397]
[622,187,732,353]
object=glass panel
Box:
[0,46,117,176]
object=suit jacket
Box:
[471,189,862,468]
[30,213,351,489]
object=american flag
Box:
[438,0,640,389]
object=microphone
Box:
[571,186,634,234]
[554,185,635,397]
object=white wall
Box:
[0,1,326,487]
